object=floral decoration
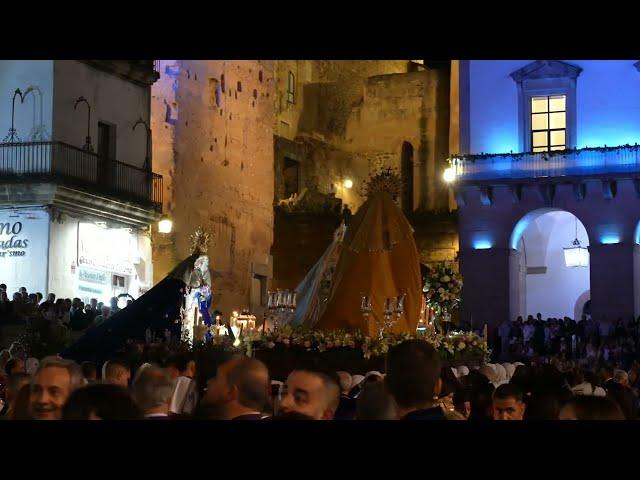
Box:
[423,262,463,315]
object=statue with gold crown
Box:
[182,226,214,345]
[314,167,423,336]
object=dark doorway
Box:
[98,122,116,187]
[98,122,116,160]
[401,142,414,213]
[283,157,300,198]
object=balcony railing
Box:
[0,141,162,210]
[450,144,640,183]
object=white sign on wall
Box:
[77,222,137,276]
[0,208,49,295]
[77,266,109,302]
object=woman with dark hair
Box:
[62,383,142,420]
[453,386,471,419]
[437,366,462,416]
[468,382,494,420]
[509,364,533,396]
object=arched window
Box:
[287,71,296,104]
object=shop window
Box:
[112,275,125,287]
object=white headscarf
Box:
[365,371,383,381]
[479,365,497,383]
[351,375,365,389]
[493,364,508,386]
[502,363,516,380]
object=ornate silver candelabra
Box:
[265,289,296,331]
[360,293,406,338]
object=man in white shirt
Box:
[523,320,535,345]
[498,319,512,358]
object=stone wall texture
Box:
[151,61,275,317]
[152,60,460,314]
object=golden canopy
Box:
[315,192,422,336]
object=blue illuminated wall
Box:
[467,60,640,155]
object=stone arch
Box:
[574,289,591,320]
[509,207,590,321]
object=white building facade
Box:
[0,60,161,303]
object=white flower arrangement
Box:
[251,327,490,363]
[423,262,463,315]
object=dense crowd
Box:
[1,283,638,421]
[0,335,637,421]
[0,284,139,357]
[0,283,130,329]
[497,314,640,368]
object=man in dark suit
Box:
[385,340,446,420]
[334,371,356,420]
[199,356,270,420]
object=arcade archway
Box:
[510,208,590,320]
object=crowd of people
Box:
[2,282,639,421]
[0,335,636,421]
[497,314,640,368]
[0,283,133,342]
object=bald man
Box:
[201,357,271,420]
[280,368,341,420]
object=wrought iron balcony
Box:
[449,144,640,183]
[0,141,162,210]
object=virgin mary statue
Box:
[290,221,347,328]
[314,168,422,336]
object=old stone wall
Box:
[272,61,458,290]
[271,209,459,290]
[410,212,459,265]
[151,60,275,317]
[271,210,342,289]
[274,61,451,213]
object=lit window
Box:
[531,95,566,152]
[287,71,296,104]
